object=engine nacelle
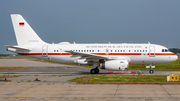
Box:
[100,60,129,71]
[74,59,88,65]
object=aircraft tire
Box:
[90,69,96,74]
[149,70,154,74]
[95,68,99,74]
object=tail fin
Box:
[11,14,46,45]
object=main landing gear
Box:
[149,64,154,74]
[90,67,99,74]
[90,63,100,74]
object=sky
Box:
[0,0,180,54]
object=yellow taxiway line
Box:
[138,70,144,75]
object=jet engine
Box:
[74,59,88,65]
[100,60,129,71]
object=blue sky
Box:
[0,0,180,54]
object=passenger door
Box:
[42,45,48,57]
[149,46,155,57]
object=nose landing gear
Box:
[149,64,154,74]
[149,70,154,74]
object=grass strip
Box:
[69,75,180,85]
[129,59,180,71]
[0,75,19,79]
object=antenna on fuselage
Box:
[148,42,151,44]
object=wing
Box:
[65,51,131,63]
[65,51,108,62]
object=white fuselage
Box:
[17,43,178,65]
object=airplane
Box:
[5,14,178,74]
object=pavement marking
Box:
[138,70,144,75]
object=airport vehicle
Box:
[5,14,178,74]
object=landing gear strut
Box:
[149,64,154,74]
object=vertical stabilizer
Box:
[11,14,46,45]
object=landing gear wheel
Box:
[90,68,99,74]
[90,69,96,74]
[95,68,99,74]
[149,70,154,74]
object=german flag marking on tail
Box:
[19,22,24,26]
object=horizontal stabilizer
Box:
[5,45,31,51]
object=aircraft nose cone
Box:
[172,54,178,62]
[175,54,178,60]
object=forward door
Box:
[149,46,155,57]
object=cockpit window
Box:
[162,49,169,52]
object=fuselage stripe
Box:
[19,53,177,56]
